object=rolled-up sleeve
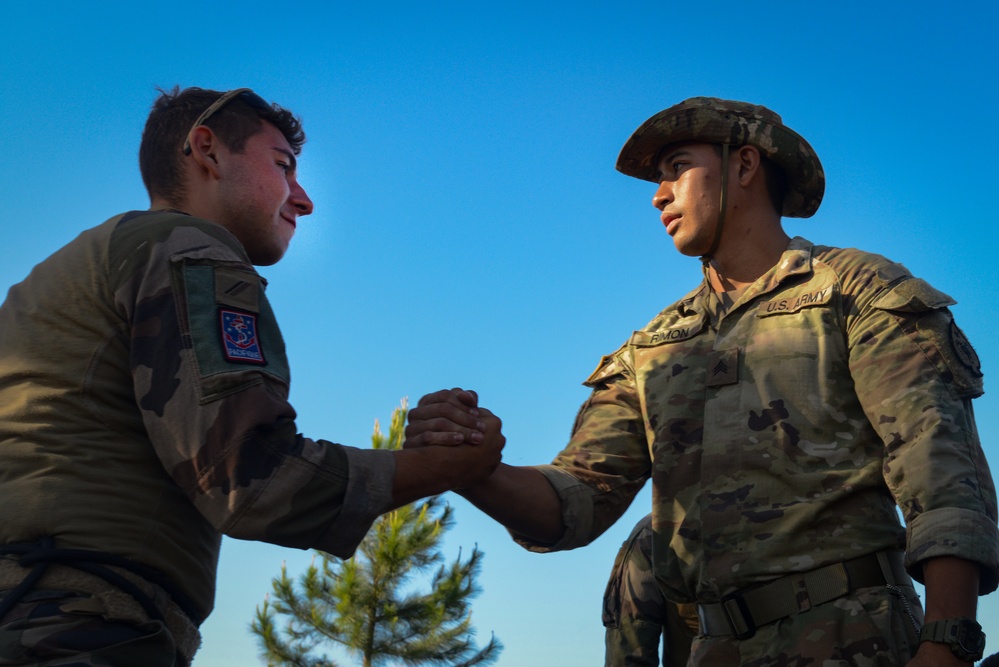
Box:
[847,266,999,592]
[513,349,652,553]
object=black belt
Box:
[697,550,909,639]
[0,538,201,625]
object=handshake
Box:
[395,387,563,547]
[398,388,506,495]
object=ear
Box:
[185,126,224,180]
[734,144,762,186]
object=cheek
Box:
[691,178,716,209]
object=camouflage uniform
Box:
[0,210,396,665]
[0,589,177,667]
[518,237,998,665]
[603,514,698,667]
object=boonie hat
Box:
[616,97,825,218]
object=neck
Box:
[704,214,790,291]
[150,195,216,224]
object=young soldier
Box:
[415,98,997,665]
[0,87,498,666]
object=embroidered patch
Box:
[950,321,983,378]
[630,317,706,346]
[220,309,266,364]
[757,285,833,317]
[705,348,739,387]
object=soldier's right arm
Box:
[405,343,650,551]
[458,463,566,545]
[111,213,496,558]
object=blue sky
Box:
[2,1,998,665]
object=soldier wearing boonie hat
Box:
[435,96,997,667]
[617,97,824,261]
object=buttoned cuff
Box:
[313,447,395,558]
[907,506,999,593]
[511,464,596,553]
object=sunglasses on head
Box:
[181,88,271,155]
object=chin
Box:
[248,246,288,266]
[671,241,702,258]
[671,235,711,259]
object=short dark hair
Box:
[139,86,306,204]
[709,144,787,215]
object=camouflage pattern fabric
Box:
[688,584,923,666]
[0,589,179,666]
[615,97,825,218]
[0,210,395,630]
[603,515,698,667]
[517,237,998,664]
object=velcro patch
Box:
[950,321,983,378]
[630,317,706,347]
[705,348,739,387]
[220,308,266,364]
[757,285,833,317]
[215,266,260,312]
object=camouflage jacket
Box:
[521,237,998,603]
[0,210,395,622]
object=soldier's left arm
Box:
[844,261,999,592]
[907,556,980,666]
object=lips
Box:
[662,214,680,235]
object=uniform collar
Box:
[676,236,815,318]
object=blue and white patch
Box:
[220,308,266,364]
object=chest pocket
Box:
[626,315,710,389]
[746,283,845,402]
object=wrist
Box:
[919,617,984,663]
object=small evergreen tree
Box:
[252,401,502,667]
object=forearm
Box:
[906,556,982,666]
[921,556,980,621]
[390,445,496,510]
[457,463,565,545]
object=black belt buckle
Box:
[720,590,757,640]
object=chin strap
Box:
[700,142,731,267]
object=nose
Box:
[652,181,672,211]
[289,179,314,217]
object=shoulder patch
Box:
[215,266,260,312]
[950,321,983,379]
[220,309,266,364]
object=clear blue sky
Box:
[3,1,998,665]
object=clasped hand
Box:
[404,388,505,489]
